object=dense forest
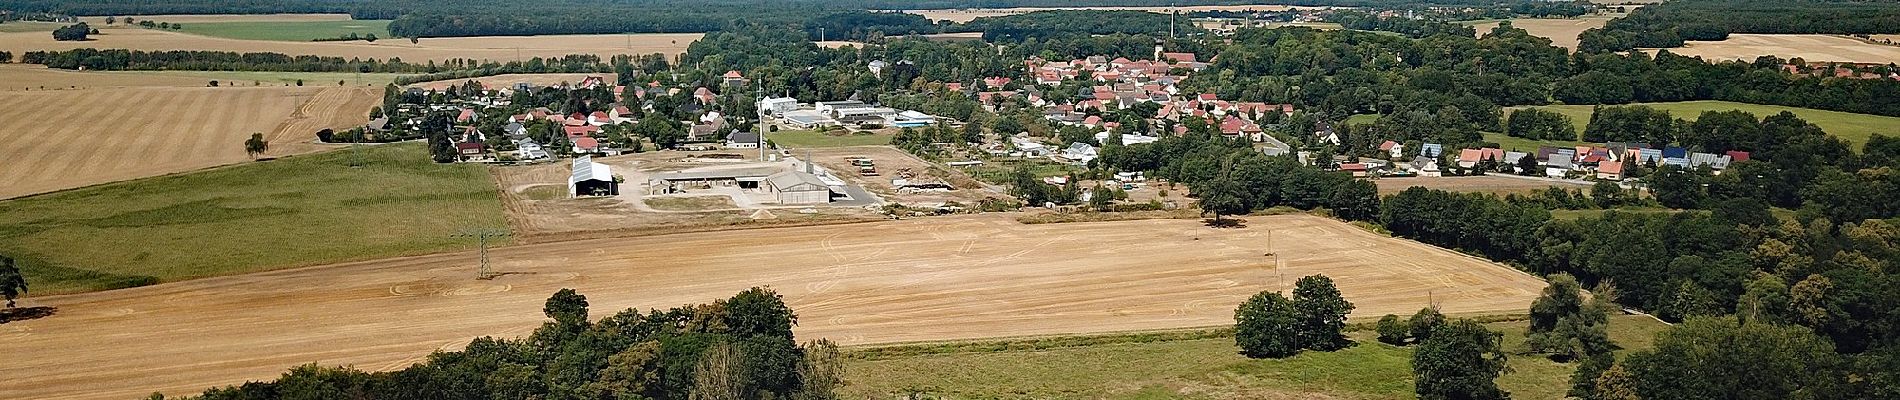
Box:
[1578,0,1900,52]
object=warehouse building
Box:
[568,156,618,197]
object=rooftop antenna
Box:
[452,228,512,279]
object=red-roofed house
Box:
[1162,52,1197,63]
[983,77,1012,88]
[456,142,486,161]
[456,108,476,123]
[1379,140,1405,158]
[1083,115,1102,127]
[1596,161,1625,181]
[572,137,600,154]
[564,125,600,137]
[1339,163,1369,177]
[588,111,612,126]
[1725,150,1751,162]
[694,87,716,104]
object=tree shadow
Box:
[0,306,57,324]
[1203,218,1247,228]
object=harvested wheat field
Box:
[1374,175,1590,195]
[0,85,375,199]
[1650,34,1900,64]
[0,26,701,63]
[78,13,352,24]
[0,214,1545,399]
[1469,16,1613,50]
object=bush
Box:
[1376,314,1411,345]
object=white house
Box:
[758,97,799,116]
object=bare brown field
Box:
[78,13,353,24]
[1374,175,1590,195]
[0,86,374,199]
[408,73,617,90]
[0,214,1545,399]
[801,145,1001,205]
[1470,16,1613,50]
[903,5,1332,23]
[0,27,701,63]
[1651,34,1900,64]
[491,154,879,241]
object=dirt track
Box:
[0,85,373,199]
[0,214,1544,399]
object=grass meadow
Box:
[175,20,392,41]
[844,314,1672,400]
[0,143,506,295]
[1523,101,1900,148]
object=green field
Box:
[1345,113,1382,126]
[0,143,507,295]
[101,70,411,86]
[1524,101,1900,148]
[845,314,1671,400]
[765,129,895,148]
[0,21,62,33]
[1483,132,1587,153]
[174,20,392,41]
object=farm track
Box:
[0,214,1546,399]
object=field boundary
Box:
[848,312,1534,359]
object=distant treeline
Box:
[0,0,1516,39]
[18,48,616,76]
[1580,0,1900,52]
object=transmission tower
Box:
[452,228,513,279]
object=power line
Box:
[451,228,513,279]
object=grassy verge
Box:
[1521,100,1900,147]
[101,71,410,86]
[1015,208,1201,224]
[173,20,392,41]
[843,314,1670,400]
[766,129,893,148]
[0,143,506,295]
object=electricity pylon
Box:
[452,228,512,279]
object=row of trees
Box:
[181,288,844,400]
[1579,0,1900,52]
[19,48,615,75]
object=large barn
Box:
[569,156,617,197]
[766,171,832,204]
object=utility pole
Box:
[452,228,512,279]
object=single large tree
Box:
[1293,274,1354,351]
[1196,176,1249,224]
[1235,290,1300,358]
[244,133,270,159]
[1413,319,1511,400]
[0,255,25,308]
